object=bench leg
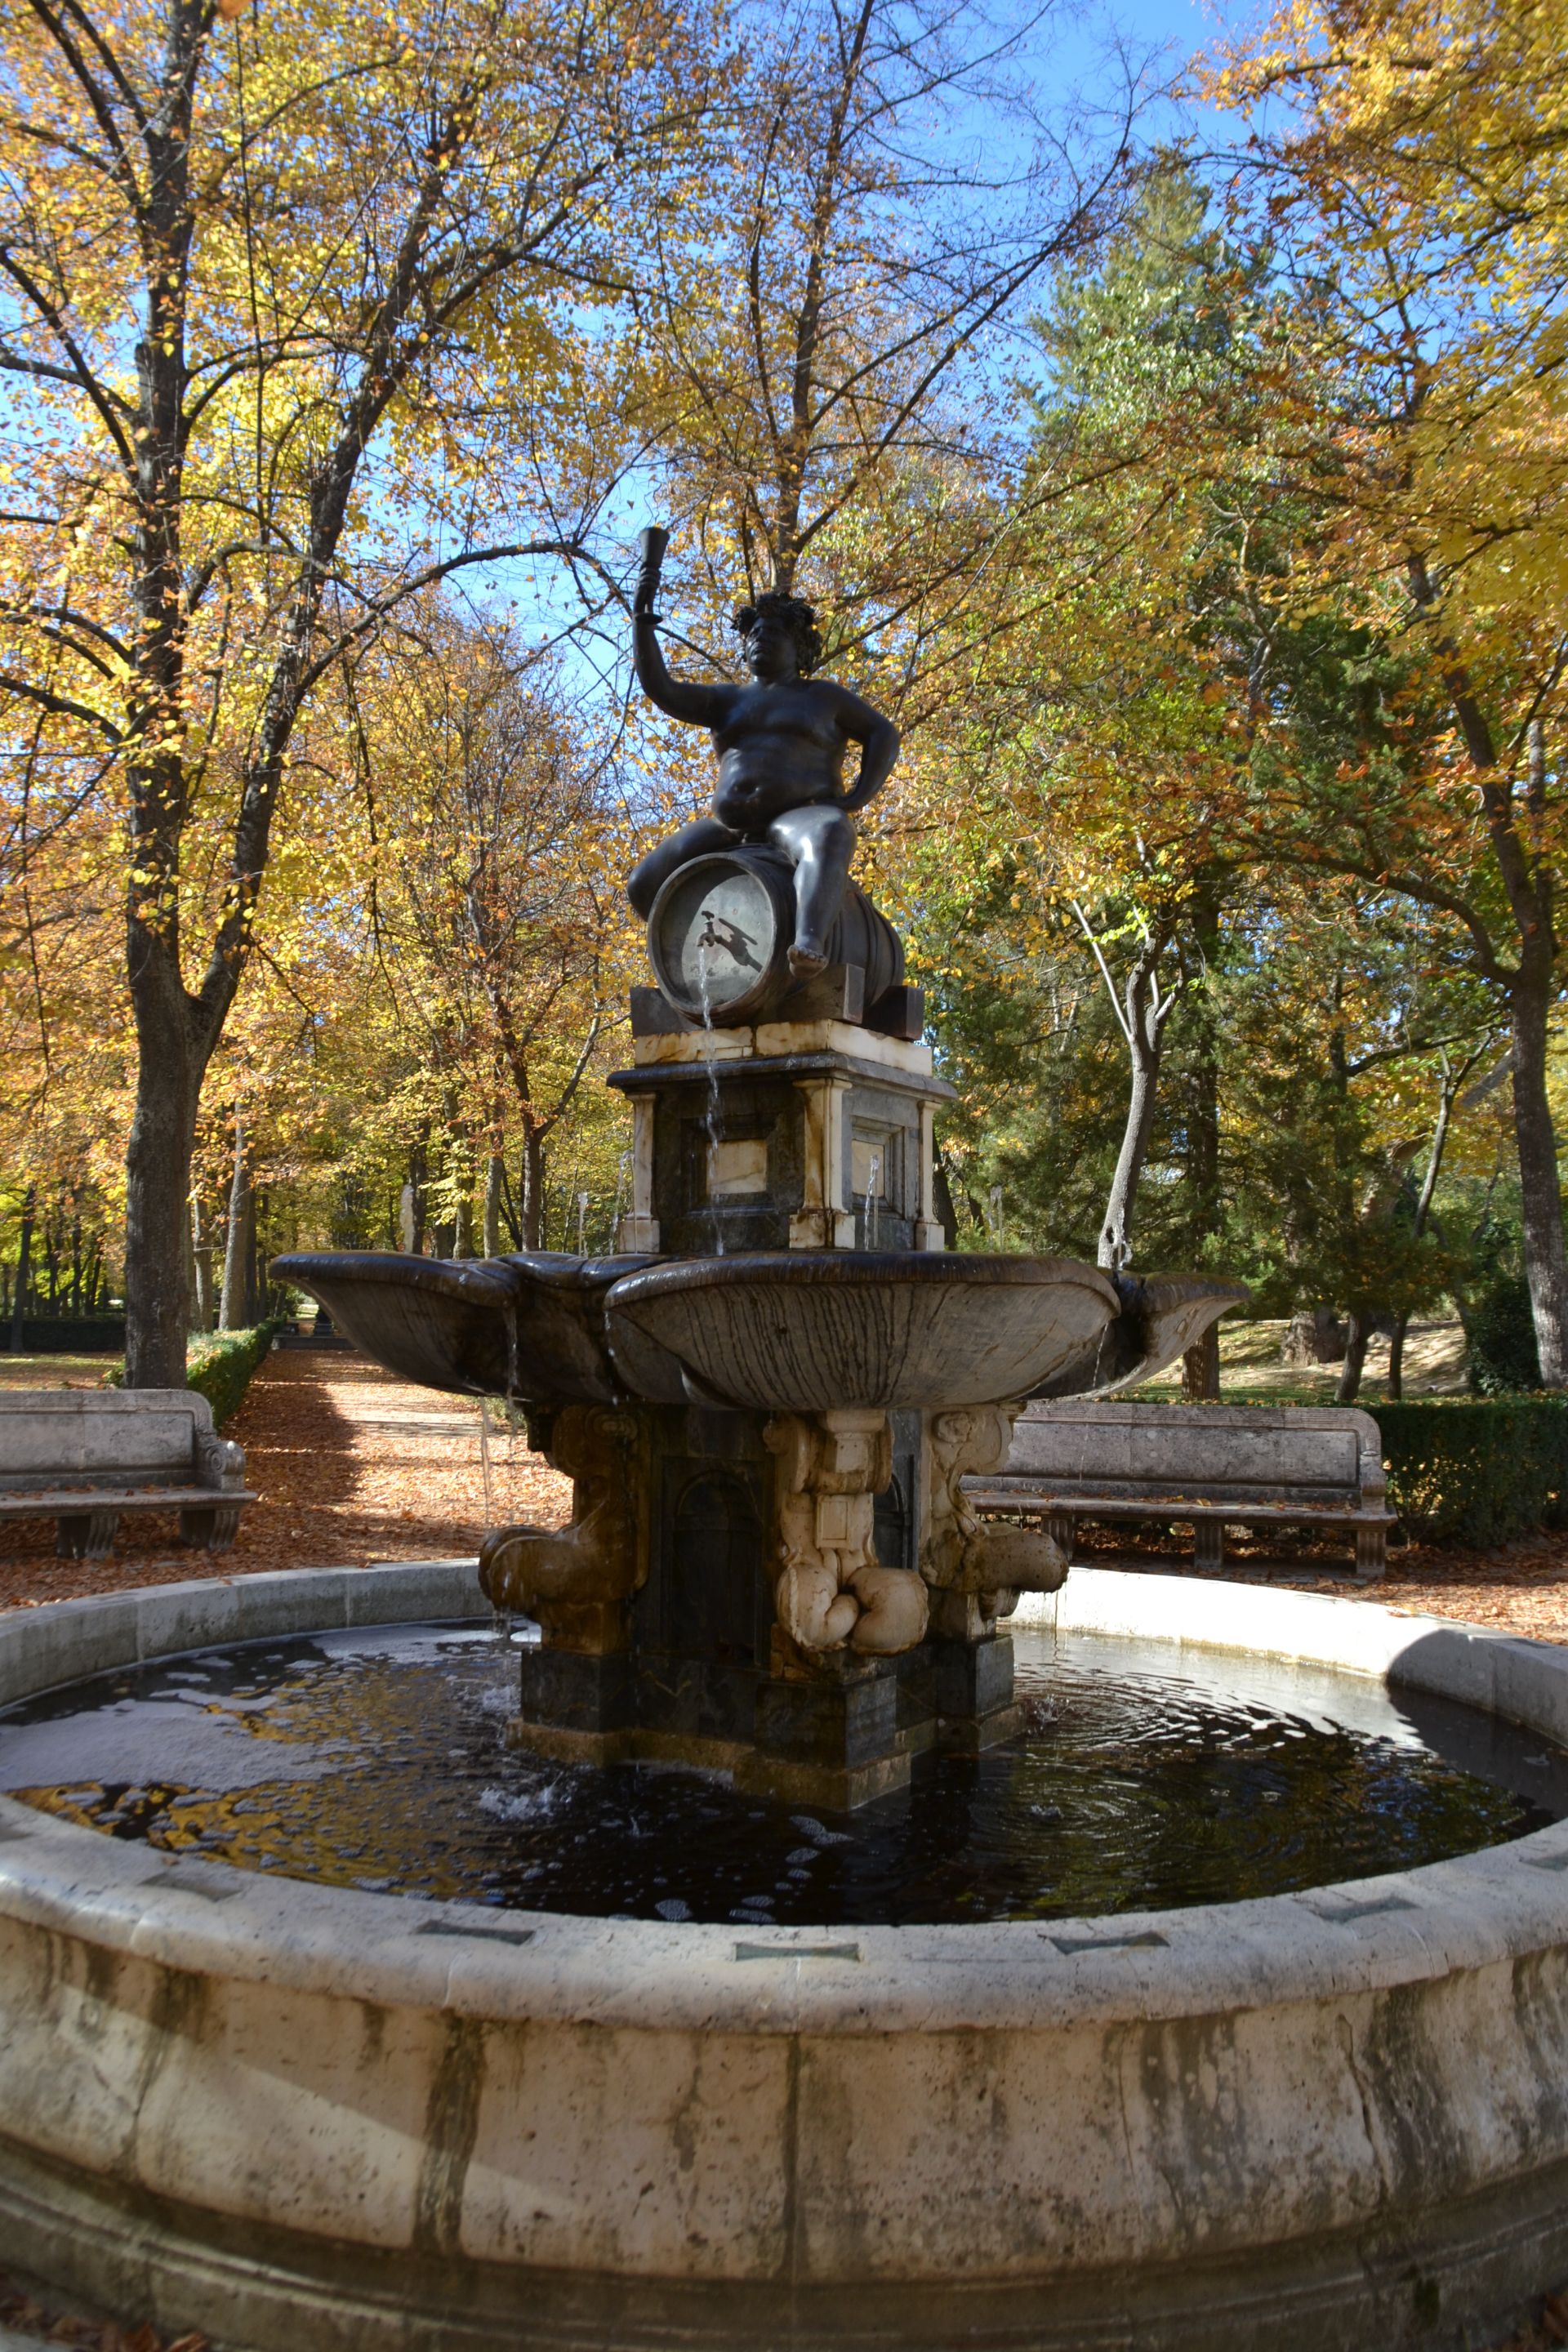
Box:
[1355,1526,1387,1584]
[1192,1521,1224,1574]
[1045,1512,1076,1563]
[180,1503,243,1552]
[56,1507,118,1560]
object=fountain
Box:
[270,533,1241,1806]
[6,541,1568,2349]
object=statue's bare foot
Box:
[788,942,828,981]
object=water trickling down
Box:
[695,936,726,1254]
[477,1409,496,1524]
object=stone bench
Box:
[964,1400,1396,1580]
[0,1389,256,1558]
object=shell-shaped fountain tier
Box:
[604,1251,1120,1414]
[270,1250,657,1407]
[1032,1273,1250,1400]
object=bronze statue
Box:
[626,529,900,978]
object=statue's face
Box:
[743,613,798,683]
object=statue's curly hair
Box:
[733,590,822,676]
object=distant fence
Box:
[0,1317,127,1354]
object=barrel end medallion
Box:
[626,529,921,1040]
[643,849,919,1038]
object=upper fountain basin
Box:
[603,1251,1120,1413]
[270,1250,657,1407]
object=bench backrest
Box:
[0,1388,216,1493]
[997,1401,1381,1507]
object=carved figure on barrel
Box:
[626,528,900,980]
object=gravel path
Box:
[0,1348,568,1612]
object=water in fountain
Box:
[4,1619,1564,1927]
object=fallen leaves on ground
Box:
[0,1348,569,1610]
[0,2264,207,2350]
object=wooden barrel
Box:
[647,846,904,1027]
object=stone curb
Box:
[4,1561,1568,2349]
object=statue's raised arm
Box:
[626,528,901,980]
[630,529,736,729]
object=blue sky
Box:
[443,0,1263,697]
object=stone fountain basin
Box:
[271,1250,656,1408]
[270,1249,1231,1415]
[604,1250,1120,1412]
[3,1561,1568,2349]
[1031,1273,1250,1400]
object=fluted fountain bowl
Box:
[604,1251,1120,1413]
[270,1250,657,1408]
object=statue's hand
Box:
[633,568,661,620]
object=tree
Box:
[1200,0,1568,1377]
[1068,896,1187,1270]
[626,0,1140,715]
[0,0,704,1381]
[350,621,635,1248]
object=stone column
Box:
[789,1077,855,1249]
[619,1097,661,1252]
[915,1100,946,1252]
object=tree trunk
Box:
[483,1154,506,1256]
[124,946,199,1384]
[1182,1330,1221,1401]
[190,1194,213,1332]
[519,1128,546,1250]
[42,1207,60,1314]
[1336,1312,1371,1404]
[247,1187,264,1323]
[219,1119,252,1331]
[1099,1047,1160,1272]
[1387,1314,1409,1401]
[1388,1050,1469,1402]
[1080,920,1178,1276]
[9,1187,34,1353]
[933,1144,960,1250]
[1510,954,1568,1383]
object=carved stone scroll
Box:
[478,1405,644,1655]
[921,1404,1067,1641]
[763,1408,929,1655]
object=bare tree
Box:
[634,0,1141,688]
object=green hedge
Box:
[185,1324,278,1427]
[1372,1396,1568,1547]
[105,1322,277,1428]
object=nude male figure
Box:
[626,536,900,978]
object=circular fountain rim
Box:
[2,1558,1568,2036]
